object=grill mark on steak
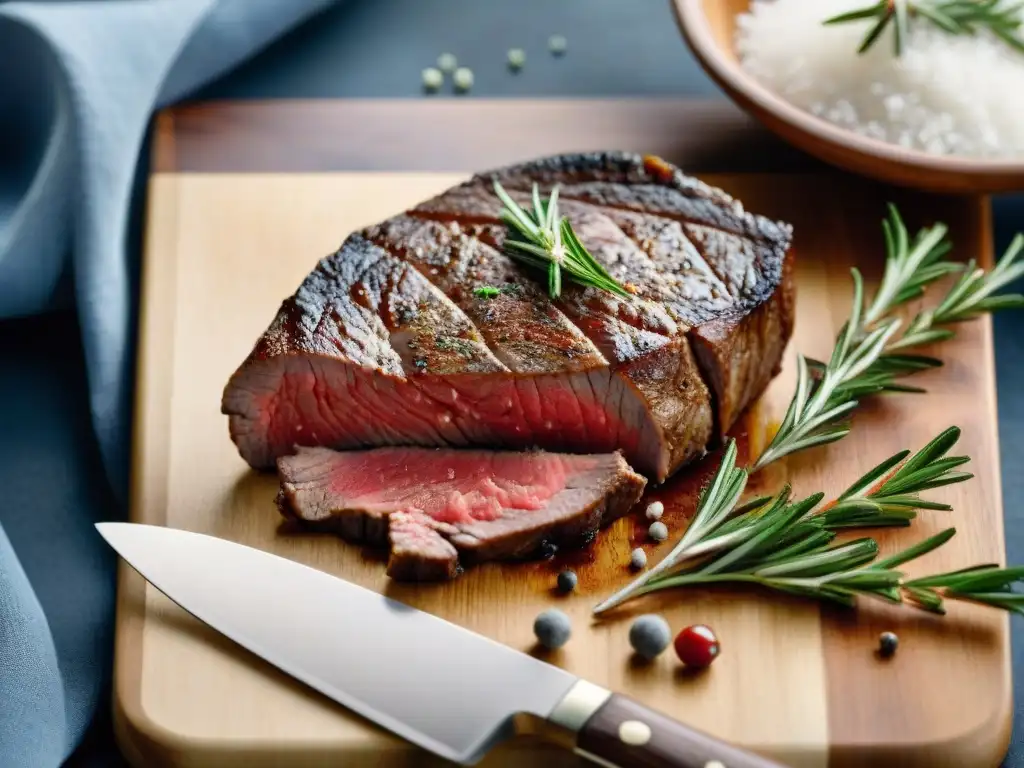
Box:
[276,446,647,580]
[568,204,791,439]
[498,185,790,444]
[405,173,762,455]
[554,201,733,326]
[252,235,509,377]
[551,185,762,242]
[364,215,607,374]
[405,181,775,361]
[222,151,794,480]
[682,224,782,308]
[405,189,683,355]
[483,152,787,244]
[399,187,715,471]
[369,189,707,473]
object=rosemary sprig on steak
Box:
[824,0,1024,57]
[752,205,1024,471]
[492,179,630,299]
[593,427,979,614]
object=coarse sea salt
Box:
[735,0,1024,158]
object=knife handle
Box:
[574,692,787,768]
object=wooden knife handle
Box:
[575,693,788,768]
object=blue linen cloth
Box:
[0,2,339,765]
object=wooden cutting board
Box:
[115,99,1011,768]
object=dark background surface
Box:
[7,0,1017,764]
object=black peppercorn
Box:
[556,570,578,593]
[879,631,899,658]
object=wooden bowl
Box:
[672,0,1024,194]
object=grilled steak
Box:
[276,446,646,580]
[223,152,795,481]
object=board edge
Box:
[113,166,182,766]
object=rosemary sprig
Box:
[492,179,629,299]
[593,427,973,614]
[594,204,1024,617]
[751,206,1024,472]
[631,523,1024,616]
[904,560,1024,614]
[815,425,972,528]
[863,208,956,325]
[593,439,749,614]
[894,233,1024,349]
[824,0,1024,57]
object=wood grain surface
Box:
[114,100,1011,768]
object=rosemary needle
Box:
[493,179,629,299]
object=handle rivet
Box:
[617,720,652,746]
[705,761,727,768]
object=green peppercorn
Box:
[507,48,526,71]
[421,67,443,92]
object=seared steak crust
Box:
[223,152,795,481]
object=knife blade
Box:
[97,522,787,768]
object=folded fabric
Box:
[0,1,339,765]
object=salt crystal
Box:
[735,0,1024,159]
[884,94,906,116]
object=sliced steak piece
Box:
[223,151,795,481]
[275,446,647,580]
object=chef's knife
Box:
[98,523,787,768]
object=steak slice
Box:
[223,152,795,481]
[276,446,647,580]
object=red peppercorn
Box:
[674,624,720,668]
